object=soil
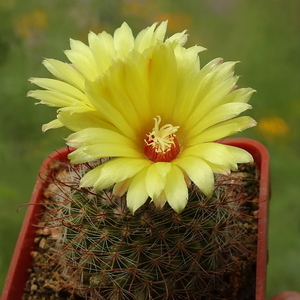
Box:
[22,162,260,300]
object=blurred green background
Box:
[0,0,299,298]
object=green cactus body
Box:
[40,159,258,300]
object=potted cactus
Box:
[1,21,269,300]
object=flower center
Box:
[144,116,180,162]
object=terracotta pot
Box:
[1,138,270,300]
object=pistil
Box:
[144,116,180,162]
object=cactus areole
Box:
[1,138,269,300]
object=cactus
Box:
[34,155,258,300]
[24,21,259,300]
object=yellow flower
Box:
[257,116,289,137]
[14,9,48,40]
[28,21,256,213]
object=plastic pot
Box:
[1,138,270,300]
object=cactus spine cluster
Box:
[41,157,258,300]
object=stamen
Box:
[144,116,180,162]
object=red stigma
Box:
[144,135,180,162]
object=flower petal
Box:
[225,145,254,163]
[113,178,132,198]
[42,119,64,132]
[67,128,142,163]
[185,61,239,132]
[187,116,257,145]
[85,77,139,140]
[181,142,253,171]
[187,102,252,139]
[42,59,85,91]
[69,144,142,163]
[224,87,255,104]
[145,163,171,199]
[167,30,188,46]
[88,31,115,74]
[66,127,134,147]
[174,156,214,196]
[134,21,167,52]
[64,49,98,81]
[152,192,167,210]
[147,42,178,119]
[28,90,86,108]
[29,78,88,103]
[126,167,149,213]
[164,164,188,212]
[85,53,153,138]
[80,158,151,190]
[58,110,115,132]
[172,58,223,126]
[113,22,134,57]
